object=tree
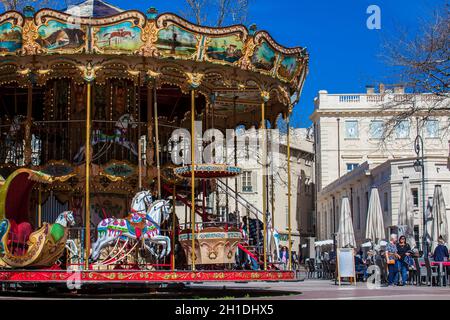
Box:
[183,0,250,27]
[0,0,73,11]
[380,4,449,138]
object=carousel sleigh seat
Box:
[7,220,32,255]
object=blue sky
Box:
[111,0,445,127]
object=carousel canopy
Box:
[0,2,309,129]
[64,0,124,18]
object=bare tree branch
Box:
[378,3,449,141]
[1,0,75,11]
[182,0,250,27]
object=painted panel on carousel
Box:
[40,161,75,178]
[277,55,300,82]
[0,21,22,54]
[94,21,143,53]
[251,41,277,72]
[100,161,136,182]
[205,35,244,64]
[37,20,86,53]
[156,24,199,58]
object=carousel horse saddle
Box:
[126,212,147,239]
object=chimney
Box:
[378,83,385,94]
[366,85,375,94]
[394,85,405,94]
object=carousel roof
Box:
[0,3,309,124]
[64,0,124,18]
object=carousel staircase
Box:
[216,180,279,270]
[162,184,210,221]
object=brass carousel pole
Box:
[172,184,176,271]
[24,78,33,165]
[38,186,42,228]
[261,92,268,271]
[153,80,161,199]
[287,112,292,271]
[84,81,92,270]
[190,89,196,271]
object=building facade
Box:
[317,157,450,245]
[173,127,315,254]
[311,86,450,243]
[221,128,315,253]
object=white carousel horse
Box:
[90,190,172,262]
[74,114,138,163]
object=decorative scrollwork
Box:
[78,62,102,82]
[19,19,42,56]
[138,20,160,57]
[185,72,204,89]
[240,37,257,70]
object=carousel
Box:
[0,0,308,288]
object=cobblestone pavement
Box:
[188,279,450,300]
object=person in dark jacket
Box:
[433,236,449,262]
[396,235,412,286]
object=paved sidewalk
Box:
[189,279,450,300]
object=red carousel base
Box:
[0,270,295,284]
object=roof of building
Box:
[64,0,124,18]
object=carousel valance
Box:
[0,4,308,102]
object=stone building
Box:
[220,128,315,252]
[311,85,450,244]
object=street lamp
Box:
[414,134,428,257]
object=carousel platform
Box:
[0,270,295,285]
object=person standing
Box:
[396,235,412,286]
[279,246,289,270]
[433,236,449,262]
[433,236,449,286]
[386,234,400,286]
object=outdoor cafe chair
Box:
[305,259,315,279]
[322,260,330,279]
[409,258,421,285]
[315,261,323,278]
[419,258,440,286]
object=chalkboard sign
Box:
[337,248,356,285]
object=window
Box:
[365,191,369,216]
[383,192,389,212]
[411,188,419,207]
[285,205,289,226]
[345,120,359,139]
[245,138,250,160]
[425,120,439,138]
[356,196,361,230]
[370,120,384,139]
[242,171,253,192]
[395,120,410,139]
[414,225,420,247]
[219,207,227,222]
[347,163,359,172]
